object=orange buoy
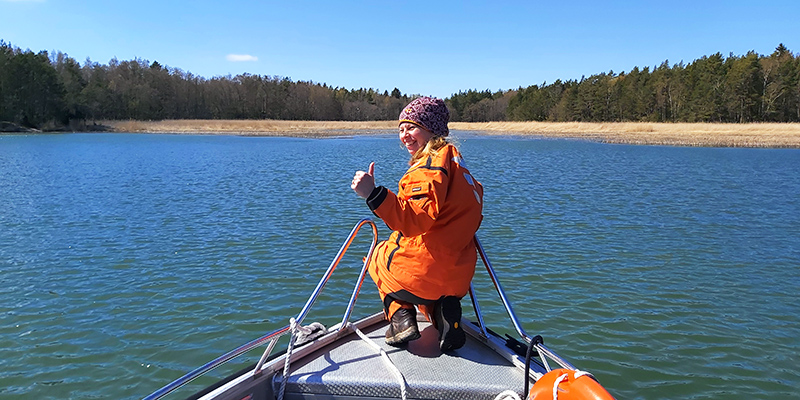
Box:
[527,369,615,400]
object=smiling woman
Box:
[350,96,484,351]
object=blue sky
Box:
[2,0,799,99]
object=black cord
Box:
[523,335,544,398]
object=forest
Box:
[1,40,799,131]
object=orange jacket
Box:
[366,143,483,300]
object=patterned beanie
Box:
[398,96,450,137]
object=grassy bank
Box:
[102,120,800,148]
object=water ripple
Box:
[1,134,799,399]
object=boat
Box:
[144,219,615,400]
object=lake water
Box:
[1,133,799,400]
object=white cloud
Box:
[226,54,258,62]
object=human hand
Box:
[351,162,375,199]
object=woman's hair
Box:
[410,135,449,165]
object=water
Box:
[1,133,798,399]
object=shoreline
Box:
[92,120,800,148]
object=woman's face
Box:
[399,122,434,155]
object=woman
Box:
[351,96,483,352]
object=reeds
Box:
[103,120,396,137]
[102,120,800,147]
[450,121,800,147]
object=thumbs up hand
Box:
[351,162,376,199]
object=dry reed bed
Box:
[104,120,800,148]
[105,120,397,137]
[450,121,800,148]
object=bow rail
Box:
[144,219,378,400]
[144,218,573,400]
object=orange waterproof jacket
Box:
[366,143,483,301]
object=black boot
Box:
[434,296,466,352]
[385,307,421,346]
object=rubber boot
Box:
[434,296,466,352]
[385,307,421,346]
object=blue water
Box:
[1,133,799,399]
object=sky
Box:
[2,0,799,99]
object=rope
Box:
[351,324,408,400]
[276,317,330,400]
[523,335,544,396]
[494,389,523,400]
[277,318,300,400]
[547,370,594,400]
[573,370,593,380]
[551,373,568,400]
[537,345,551,373]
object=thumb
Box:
[368,162,375,177]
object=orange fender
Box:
[528,369,615,400]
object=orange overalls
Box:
[365,143,483,320]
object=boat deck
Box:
[278,319,527,400]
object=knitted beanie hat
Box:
[398,96,450,137]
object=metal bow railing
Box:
[144,219,378,400]
[144,218,574,400]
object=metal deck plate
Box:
[278,320,525,400]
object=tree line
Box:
[0,40,414,130]
[1,40,799,130]
[506,44,800,123]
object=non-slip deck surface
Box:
[277,320,526,400]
